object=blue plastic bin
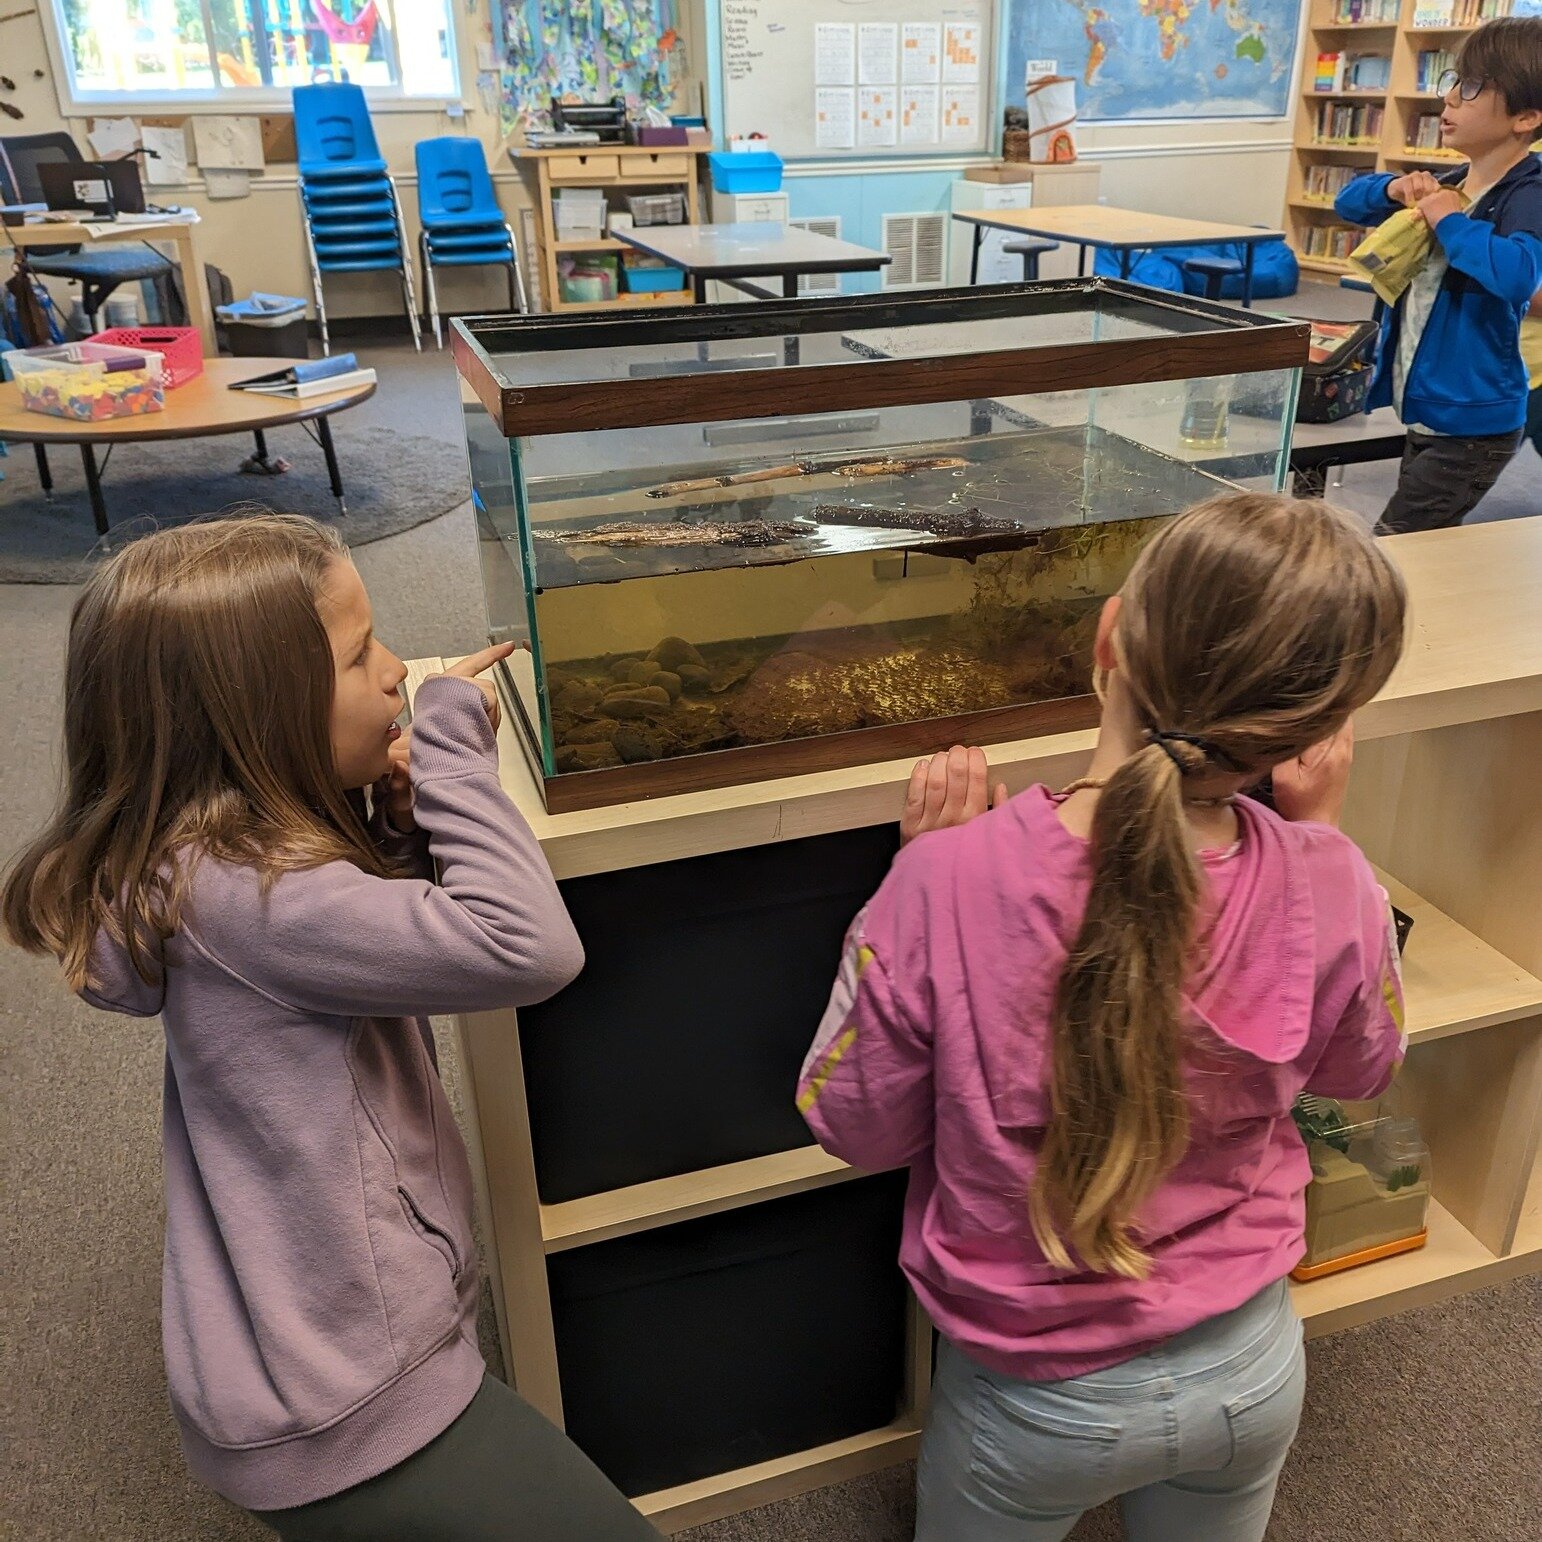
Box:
[623,264,687,294]
[709,151,783,195]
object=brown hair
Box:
[1456,16,1542,115]
[1028,494,1407,1277]
[2,514,391,992]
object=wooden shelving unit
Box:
[1285,1,1508,275]
[407,521,1542,1535]
[507,145,704,313]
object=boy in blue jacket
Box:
[1335,17,1542,533]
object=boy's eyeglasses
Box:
[1436,70,1487,102]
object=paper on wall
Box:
[857,23,897,86]
[901,23,941,85]
[814,86,855,150]
[141,125,189,186]
[203,168,252,200]
[814,22,855,86]
[900,86,940,146]
[942,85,981,145]
[858,87,898,148]
[191,116,265,171]
[87,118,140,160]
[942,24,982,84]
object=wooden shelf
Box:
[553,237,629,253]
[1306,90,1391,101]
[1386,150,1465,165]
[1396,91,1447,101]
[549,289,695,314]
[1377,869,1542,1044]
[1290,198,1342,210]
[541,1146,864,1252]
[1292,1199,1538,1338]
[634,1420,922,1534]
[1301,142,1382,154]
[1408,24,1481,34]
[1299,254,1356,273]
[1315,20,1399,30]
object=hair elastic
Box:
[1145,728,1248,774]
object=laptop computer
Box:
[38,158,147,219]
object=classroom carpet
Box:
[2,325,1539,1541]
[0,420,469,584]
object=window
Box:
[47,0,458,107]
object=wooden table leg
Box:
[79,443,109,537]
[172,226,218,354]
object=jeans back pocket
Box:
[1222,1328,1306,1475]
[969,1376,1124,1519]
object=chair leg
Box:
[299,183,329,356]
[420,232,442,350]
[505,224,528,314]
[386,177,422,352]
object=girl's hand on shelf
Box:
[1271,721,1355,828]
[900,745,1008,846]
[435,642,517,735]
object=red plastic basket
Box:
[87,326,204,389]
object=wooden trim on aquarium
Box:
[467,328,1309,438]
[535,692,1103,815]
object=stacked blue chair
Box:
[293,83,419,353]
[414,138,526,347]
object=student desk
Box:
[952,205,1285,307]
[4,212,218,353]
[613,220,891,303]
[407,520,1542,1533]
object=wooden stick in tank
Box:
[644,454,969,500]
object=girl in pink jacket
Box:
[798,493,1410,1542]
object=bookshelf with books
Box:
[1285,0,1516,275]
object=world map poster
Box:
[1007,0,1305,120]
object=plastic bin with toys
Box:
[10,341,166,422]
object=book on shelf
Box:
[1414,0,1456,23]
[1331,0,1400,23]
[1416,48,1458,92]
[1303,224,1364,262]
[1302,164,1361,203]
[1312,101,1385,144]
[1312,51,1392,92]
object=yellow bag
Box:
[1348,191,1470,306]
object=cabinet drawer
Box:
[623,152,691,178]
[549,153,620,182]
[735,195,789,223]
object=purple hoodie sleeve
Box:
[185,676,583,1018]
[797,904,933,1172]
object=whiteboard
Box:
[721,0,995,160]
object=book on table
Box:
[232,354,376,399]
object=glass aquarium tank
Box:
[452,280,1308,811]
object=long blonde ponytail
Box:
[1029,494,1407,1277]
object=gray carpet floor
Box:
[4,299,1540,1540]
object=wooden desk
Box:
[953,204,1286,306]
[5,214,218,353]
[614,220,891,303]
[407,518,1542,1532]
[0,357,375,535]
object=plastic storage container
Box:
[624,191,685,226]
[89,326,203,388]
[11,341,165,421]
[1292,1097,1432,1280]
[555,187,606,241]
[548,1174,909,1496]
[709,150,784,195]
[217,294,310,360]
[557,253,618,304]
[621,258,687,293]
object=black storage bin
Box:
[225,315,310,359]
[520,824,898,1203]
[548,1173,910,1496]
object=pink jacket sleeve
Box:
[1304,876,1408,1101]
[797,906,933,1172]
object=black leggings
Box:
[254,1374,663,1541]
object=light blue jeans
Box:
[915,1278,1305,1542]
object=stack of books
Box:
[1331,0,1400,23]
[1303,225,1365,262]
[1415,48,1459,91]
[1303,164,1362,204]
[1312,102,1385,144]
[1313,52,1392,91]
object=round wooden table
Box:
[0,356,377,536]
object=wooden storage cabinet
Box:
[508,145,704,313]
[410,520,1542,1533]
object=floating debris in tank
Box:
[644,454,968,500]
[538,518,806,549]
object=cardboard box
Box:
[965,163,1037,184]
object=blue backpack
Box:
[1094,238,1299,301]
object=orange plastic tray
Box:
[1290,1228,1429,1283]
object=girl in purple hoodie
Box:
[798,494,1410,1542]
[4,516,659,1540]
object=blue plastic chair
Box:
[414,138,525,346]
[292,84,418,352]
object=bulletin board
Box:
[720,0,995,160]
